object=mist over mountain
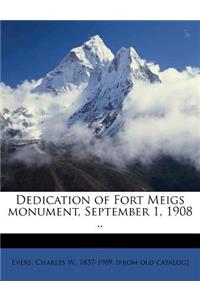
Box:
[1,35,161,139]
[1,35,200,191]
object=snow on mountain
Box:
[70,46,160,136]
[1,35,160,142]
[33,35,114,94]
[0,107,40,141]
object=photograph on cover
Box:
[1,21,200,191]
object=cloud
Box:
[82,66,200,169]
[1,65,200,170]
[111,67,200,168]
[184,29,190,39]
[0,80,85,141]
[10,144,51,167]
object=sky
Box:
[1,20,200,87]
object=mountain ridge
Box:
[33,35,114,94]
[1,35,160,140]
[1,35,200,192]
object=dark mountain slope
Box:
[1,150,200,191]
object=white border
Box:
[0,282,200,300]
[1,0,199,293]
[0,0,199,20]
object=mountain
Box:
[1,35,160,141]
[1,36,200,192]
[70,46,160,135]
[2,148,200,191]
[34,35,160,136]
[33,35,114,94]
[0,107,36,140]
[1,150,153,191]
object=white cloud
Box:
[1,65,200,169]
[184,29,190,38]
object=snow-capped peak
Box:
[114,46,142,64]
[108,46,158,82]
[82,35,114,65]
[70,45,160,135]
[3,36,161,142]
[33,35,114,94]
[86,34,104,44]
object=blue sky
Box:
[1,21,200,87]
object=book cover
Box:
[1,20,200,281]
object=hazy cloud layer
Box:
[1,65,200,169]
